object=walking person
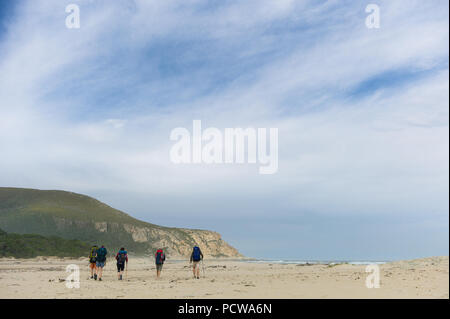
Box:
[190,246,203,279]
[95,245,107,281]
[155,249,166,278]
[88,245,98,279]
[115,247,128,281]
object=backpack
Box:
[192,246,201,262]
[117,251,127,264]
[155,250,164,264]
[96,247,107,262]
[89,246,98,263]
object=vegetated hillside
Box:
[0,187,242,257]
[0,228,90,258]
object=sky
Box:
[0,0,448,260]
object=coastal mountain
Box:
[0,228,90,258]
[0,187,241,258]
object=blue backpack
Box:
[96,247,107,262]
[192,246,201,261]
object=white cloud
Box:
[0,0,448,225]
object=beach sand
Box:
[0,256,447,299]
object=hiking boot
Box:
[94,274,97,280]
[120,275,123,280]
[90,276,94,279]
[99,278,102,281]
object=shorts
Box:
[89,262,96,269]
[156,263,163,271]
[117,263,125,272]
[96,261,105,268]
[192,261,200,269]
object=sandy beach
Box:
[0,256,447,299]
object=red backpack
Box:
[155,249,164,264]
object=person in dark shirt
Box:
[190,246,204,279]
[95,245,107,281]
[115,248,128,280]
[155,249,166,278]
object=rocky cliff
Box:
[0,187,242,258]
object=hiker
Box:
[155,249,166,278]
[115,247,128,280]
[89,245,98,279]
[190,246,204,279]
[95,245,107,281]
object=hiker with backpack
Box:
[155,249,166,278]
[95,245,107,281]
[89,245,98,279]
[115,248,128,280]
[190,246,204,279]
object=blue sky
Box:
[0,0,448,260]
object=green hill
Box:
[0,187,241,257]
[0,228,90,258]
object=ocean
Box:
[240,259,388,265]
